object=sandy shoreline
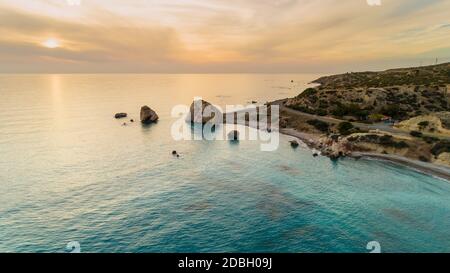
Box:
[279,127,450,181]
[223,107,450,181]
[351,152,450,181]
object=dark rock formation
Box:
[228,130,239,141]
[140,106,159,124]
[290,140,299,148]
[115,113,127,119]
[186,99,222,124]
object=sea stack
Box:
[186,99,222,124]
[228,130,239,141]
[140,106,159,124]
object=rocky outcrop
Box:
[140,106,159,124]
[115,113,127,119]
[290,140,299,148]
[228,130,239,141]
[186,99,222,124]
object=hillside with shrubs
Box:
[285,62,450,122]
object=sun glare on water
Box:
[42,38,60,49]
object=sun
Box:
[42,38,60,49]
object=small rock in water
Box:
[291,80,294,83]
[313,153,319,157]
[130,119,134,123]
[122,122,127,126]
[115,113,127,119]
[228,130,239,141]
[251,101,257,104]
[172,150,178,155]
[290,140,299,148]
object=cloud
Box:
[0,6,188,72]
[0,0,449,73]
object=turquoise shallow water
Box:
[0,74,449,253]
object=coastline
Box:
[351,152,450,181]
[280,127,450,181]
[221,107,450,181]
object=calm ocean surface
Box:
[0,74,449,253]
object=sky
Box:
[0,0,449,73]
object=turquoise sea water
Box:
[0,74,449,253]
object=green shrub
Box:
[301,88,318,97]
[431,140,450,156]
[394,141,409,149]
[410,131,423,138]
[368,113,385,122]
[422,136,439,144]
[381,105,402,118]
[315,109,328,116]
[331,103,368,119]
[290,105,314,114]
[418,121,429,129]
[307,119,330,133]
[338,122,354,135]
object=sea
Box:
[0,74,449,253]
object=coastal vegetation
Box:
[278,62,450,167]
[307,119,330,133]
[285,63,449,121]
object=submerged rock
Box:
[290,140,299,148]
[329,154,340,161]
[228,130,240,141]
[186,99,222,124]
[140,106,159,124]
[115,113,127,119]
[172,150,180,158]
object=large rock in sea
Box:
[115,113,127,119]
[228,130,239,141]
[140,106,159,124]
[186,99,222,124]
